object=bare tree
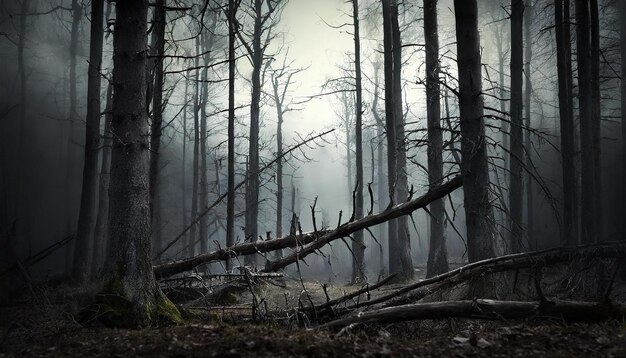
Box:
[554,0,578,246]
[575,0,597,244]
[454,0,496,262]
[382,0,413,281]
[92,82,113,275]
[509,0,524,254]
[351,0,365,284]
[148,0,167,252]
[73,0,104,281]
[226,0,238,271]
[424,0,449,277]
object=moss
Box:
[94,279,182,328]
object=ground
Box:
[1,278,626,357]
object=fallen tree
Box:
[154,175,464,278]
[261,176,464,272]
[339,241,626,311]
[318,299,626,329]
[154,230,330,279]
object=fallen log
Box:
[318,299,626,329]
[342,241,626,311]
[154,230,329,279]
[261,176,464,273]
[154,175,463,278]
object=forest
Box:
[1,0,626,356]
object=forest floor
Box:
[2,275,626,357]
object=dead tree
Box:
[524,0,534,248]
[622,0,626,236]
[554,0,578,246]
[268,53,306,261]
[424,0,449,277]
[509,0,524,254]
[454,0,496,261]
[154,175,463,278]
[73,0,105,281]
[226,0,238,271]
[92,82,113,275]
[238,0,286,267]
[589,0,602,242]
[319,299,626,329]
[98,0,180,327]
[148,0,167,252]
[351,0,365,284]
[382,0,413,281]
[576,0,597,244]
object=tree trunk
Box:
[424,0,449,278]
[621,0,626,238]
[382,0,413,282]
[454,0,496,262]
[509,0,524,254]
[244,0,263,267]
[182,73,189,257]
[226,0,237,271]
[372,62,387,276]
[589,0,602,242]
[92,82,113,275]
[575,0,596,244]
[99,0,180,327]
[272,75,284,261]
[352,0,365,284]
[555,0,578,246]
[190,37,201,257]
[199,34,210,260]
[524,1,534,249]
[73,0,105,281]
[148,0,166,253]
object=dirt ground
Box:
[1,278,626,357]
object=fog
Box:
[0,0,623,285]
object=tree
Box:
[575,0,597,244]
[453,0,496,262]
[73,0,105,281]
[382,0,413,281]
[92,82,113,275]
[98,0,180,327]
[240,0,285,267]
[351,0,365,284]
[226,0,238,271]
[589,0,602,242]
[554,0,578,246]
[509,0,524,254]
[424,0,449,277]
[524,1,534,249]
[622,0,626,233]
[148,0,166,253]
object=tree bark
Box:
[575,0,596,244]
[73,0,104,281]
[99,0,180,327]
[424,0,449,278]
[509,0,524,254]
[372,62,387,276]
[351,0,365,284]
[454,0,496,261]
[622,0,626,238]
